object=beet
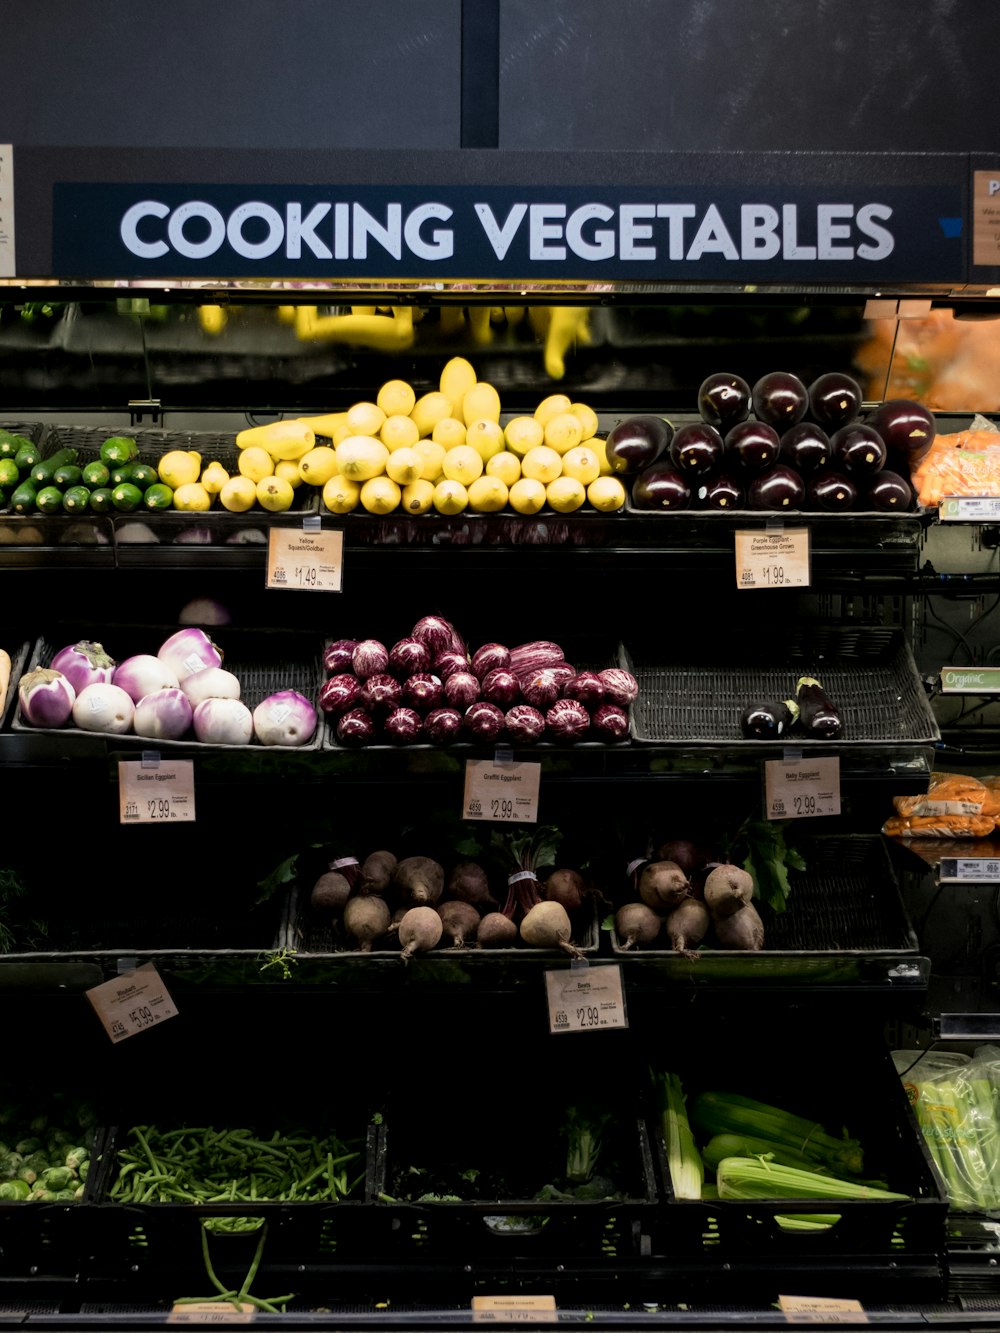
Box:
[448,861,497,909]
[477,911,519,948]
[359,850,397,896]
[437,899,481,948]
[343,896,391,952]
[423,707,463,743]
[323,639,358,674]
[704,864,754,918]
[713,901,765,950]
[393,855,445,906]
[520,901,585,957]
[318,673,361,715]
[398,905,443,961]
[504,704,546,744]
[544,867,586,912]
[615,902,662,950]
[638,861,690,912]
[664,899,711,956]
[656,839,707,876]
[389,637,432,676]
[310,870,352,915]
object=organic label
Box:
[0,147,13,278]
[168,1304,254,1323]
[463,758,540,823]
[765,755,841,820]
[779,1295,866,1324]
[940,496,1000,521]
[941,666,1000,694]
[940,858,1000,883]
[472,1296,556,1323]
[87,962,179,1043]
[545,965,627,1034]
[267,527,343,591]
[119,759,196,823]
[735,528,810,589]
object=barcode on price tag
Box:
[86,963,178,1043]
[764,755,841,821]
[735,527,810,589]
[119,760,195,823]
[545,965,627,1034]
[463,758,540,823]
[267,527,343,592]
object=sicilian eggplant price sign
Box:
[87,963,179,1043]
[545,965,627,1034]
[764,755,841,821]
[472,1296,557,1323]
[118,759,195,823]
[735,528,810,589]
[463,759,540,823]
[266,527,344,592]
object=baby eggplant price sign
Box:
[266,527,344,592]
[463,758,541,823]
[764,755,841,820]
[735,527,810,589]
[86,962,179,1044]
[118,759,195,823]
[545,964,628,1034]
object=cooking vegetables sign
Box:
[51,182,963,281]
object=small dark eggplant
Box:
[831,423,887,476]
[698,472,745,510]
[740,699,800,739]
[698,372,751,429]
[670,422,725,476]
[866,469,914,512]
[780,421,830,474]
[806,468,858,512]
[605,415,673,476]
[796,676,843,739]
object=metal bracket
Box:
[128,398,162,425]
[934,1012,1000,1041]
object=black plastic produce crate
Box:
[40,423,317,515]
[12,627,324,753]
[648,1019,948,1279]
[370,1040,659,1260]
[626,625,939,748]
[86,1085,382,1282]
[610,835,924,985]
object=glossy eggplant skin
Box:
[795,676,843,739]
[740,699,799,739]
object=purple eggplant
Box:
[866,470,914,512]
[831,423,887,476]
[806,468,858,512]
[780,422,830,474]
[669,423,725,476]
[740,699,800,739]
[605,415,673,476]
[751,371,809,430]
[807,371,863,430]
[631,462,691,510]
[725,420,780,473]
[796,676,843,739]
[698,372,751,428]
[747,464,805,511]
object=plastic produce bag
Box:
[896,1047,1000,1211]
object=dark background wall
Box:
[0,0,997,154]
[2,0,999,154]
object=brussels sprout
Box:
[64,1147,88,1172]
[0,1180,29,1200]
[40,1167,74,1191]
[0,1153,22,1181]
[15,1138,40,1156]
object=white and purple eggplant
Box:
[193,696,254,745]
[50,640,116,694]
[179,666,242,706]
[72,682,135,734]
[157,627,223,683]
[112,653,180,704]
[18,667,76,728]
[252,690,318,746]
[133,688,194,740]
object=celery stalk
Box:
[656,1072,703,1200]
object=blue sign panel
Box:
[52,181,964,283]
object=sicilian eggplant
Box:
[740,699,799,739]
[795,676,843,739]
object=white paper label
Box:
[914,800,984,817]
[169,1303,254,1323]
[463,758,540,823]
[765,755,841,820]
[87,963,179,1043]
[779,1295,866,1324]
[472,1296,556,1323]
[545,965,627,1034]
[735,528,810,589]
[940,496,1000,521]
[940,858,1000,883]
[118,759,196,823]
[267,527,344,592]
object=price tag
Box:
[940,496,1000,522]
[463,758,540,823]
[118,760,196,823]
[940,858,1000,883]
[545,964,627,1034]
[86,962,179,1043]
[941,666,1000,693]
[266,527,344,591]
[764,755,841,821]
[779,1295,866,1324]
[472,1296,556,1323]
[168,1303,254,1323]
[0,146,13,279]
[735,527,810,589]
